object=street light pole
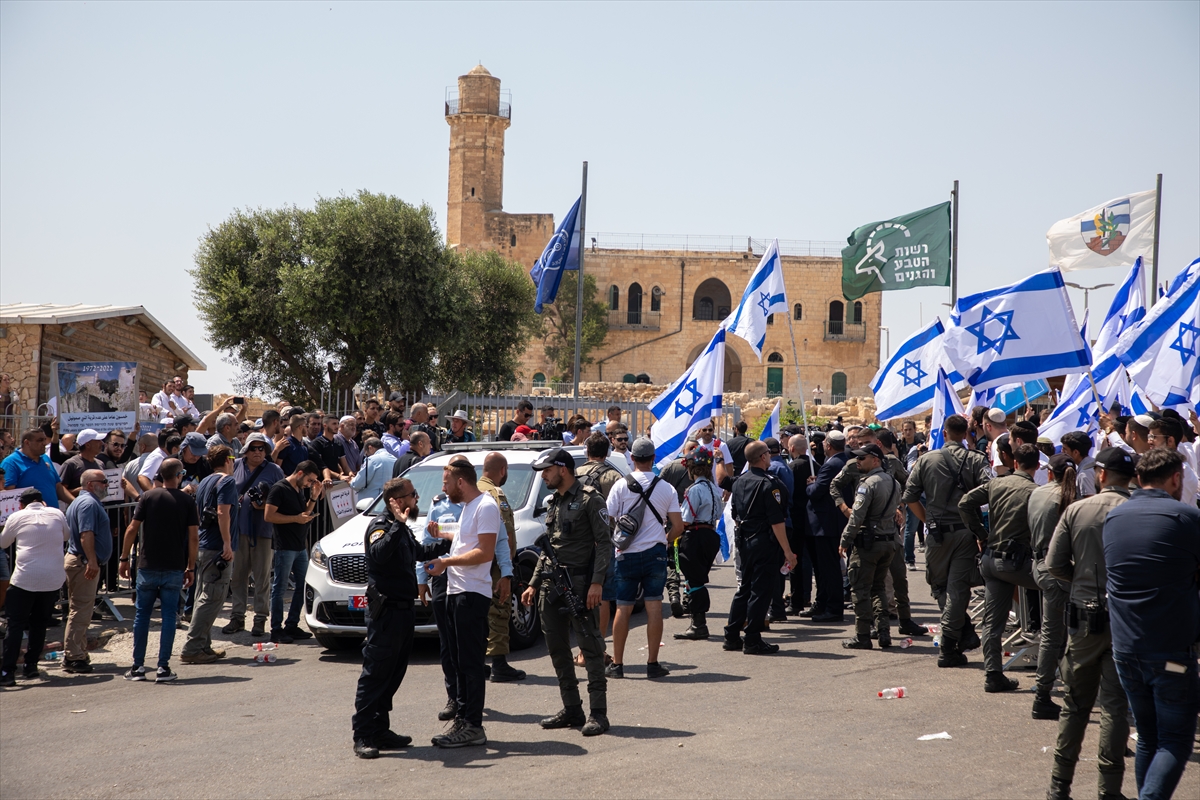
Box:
[1065,281,1114,312]
[879,326,890,359]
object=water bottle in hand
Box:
[878,686,907,699]
[780,561,792,576]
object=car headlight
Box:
[310,541,329,569]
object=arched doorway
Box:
[628,283,643,325]
[693,278,731,321]
[685,341,742,393]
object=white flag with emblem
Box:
[1047,189,1156,272]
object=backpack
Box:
[578,461,618,492]
[612,474,665,551]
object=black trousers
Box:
[352,601,416,740]
[790,528,813,608]
[2,586,58,675]
[769,526,795,616]
[428,574,455,702]
[446,592,490,727]
[806,534,844,619]
[677,527,721,616]
[725,538,781,646]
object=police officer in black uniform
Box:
[723,441,799,655]
[351,477,452,759]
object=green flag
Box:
[841,201,951,301]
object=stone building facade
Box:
[444,65,881,401]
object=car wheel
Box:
[315,633,364,652]
[508,552,542,651]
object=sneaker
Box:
[124,666,147,682]
[270,629,294,645]
[604,662,624,679]
[907,563,918,571]
[841,636,873,650]
[0,671,15,687]
[722,637,744,651]
[155,666,178,683]
[205,648,227,659]
[797,608,816,618]
[432,722,486,749]
[180,651,220,664]
[646,662,671,678]
[221,617,245,634]
[673,624,710,640]
[62,659,93,674]
[353,738,380,759]
[540,706,586,729]
[22,664,41,680]
[282,625,312,640]
[437,698,458,722]
[374,730,413,749]
[581,713,610,737]
[743,641,780,655]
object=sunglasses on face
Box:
[246,446,267,453]
[394,491,418,500]
[614,437,628,442]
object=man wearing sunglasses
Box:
[498,400,535,442]
[839,444,903,651]
[62,469,114,673]
[224,434,285,637]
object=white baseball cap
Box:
[76,429,103,446]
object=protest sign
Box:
[326,482,358,531]
[53,361,138,435]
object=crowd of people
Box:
[1,379,1197,798]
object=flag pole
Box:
[1150,173,1162,306]
[1085,368,1104,411]
[784,308,816,473]
[572,161,588,403]
[950,180,960,306]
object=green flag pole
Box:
[951,180,959,306]
[572,161,588,403]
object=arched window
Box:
[831,372,847,403]
[510,234,517,248]
[650,286,662,312]
[532,372,546,388]
[767,352,784,363]
[828,300,844,335]
[636,373,651,384]
[608,285,619,311]
[622,373,637,384]
[628,283,643,325]
[766,313,774,326]
[693,278,731,321]
[794,303,803,321]
[852,301,863,324]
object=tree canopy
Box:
[540,271,609,382]
[191,191,539,403]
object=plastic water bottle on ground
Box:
[251,642,278,651]
[878,687,907,699]
[254,653,277,664]
[44,651,63,661]
[928,623,941,648]
[899,638,914,649]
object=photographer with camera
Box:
[181,445,238,665]
[536,405,564,442]
[223,433,285,637]
[1044,447,1135,800]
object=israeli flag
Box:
[1117,263,1200,411]
[759,400,781,442]
[1129,386,1153,416]
[1038,370,1100,447]
[716,512,731,562]
[944,267,1091,391]
[971,386,997,408]
[871,318,965,420]
[724,239,788,360]
[1162,257,1199,300]
[529,196,582,314]
[1092,257,1147,356]
[928,367,965,451]
[649,327,727,468]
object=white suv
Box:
[303,441,630,651]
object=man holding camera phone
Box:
[264,461,324,644]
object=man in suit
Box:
[804,430,850,622]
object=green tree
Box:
[540,272,608,382]
[191,191,535,403]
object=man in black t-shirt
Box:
[264,461,324,643]
[725,421,751,475]
[498,400,534,442]
[118,458,198,682]
[311,416,350,482]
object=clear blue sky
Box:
[2,1,1197,395]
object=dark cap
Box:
[531,448,575,472]
[1095,446,1136,476]
[851,443,885,460]
[763,437,781,454]
[1047,453,1073,475]
[388,391,405,402]
[631,437,657,460]
[19,487,43,504]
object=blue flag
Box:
[870,318,964,420]
[928,367,965,451]
[724,239,789,360]
[945,267,1091,391]
[1117,262,1200,411]
[759,400,781,442]
[649,328,727,468]
[529,196,582,314]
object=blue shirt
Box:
[2,449,61,507]
[196,473,240,552]
[350,450,396,502]
[279,436,311,477]
[65,491,113,563]
[1103,488,1200,656]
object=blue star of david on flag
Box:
[650,327,727,468]
[1076,405,1095,427]
[1169,320,1199,365]
[897,358,927,388]
[674,379,701,416]
[966,305,1021,356]
[756,291,772,315]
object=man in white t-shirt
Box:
[695,420,733,486]
[424,458,498,749]
[604,437,683,680]
[983,408,1010,476]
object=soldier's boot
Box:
[674,612,709,640]
[490,655,527,683]
[540,705,586,729]
[960,620,982,651]
[877,626,893,649]
[984,670,1020,693]
[221,615,245,634]
[897,618,928,636]
[250,615,267,637]
[937,635,969,668]
[582,710,610,737]
[841,634,873,650]
[1032,689,1061,720]
[668,586,685,620]
[1045,775,1072,800]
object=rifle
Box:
[535,533,590,621]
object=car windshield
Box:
[365,463,537,517]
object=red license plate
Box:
[349,595,368,610]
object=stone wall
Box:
[0,323,44,412]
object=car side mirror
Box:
[356,497,374,513]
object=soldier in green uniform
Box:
[959,442,1042,693]
[902,414,990,667]
[521,448,612,737]
[840,444,902,650]
[1044,447,1134,800]
[477,452,526,683]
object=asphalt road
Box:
[2,561,1197,800]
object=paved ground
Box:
[1,558,1197,800]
